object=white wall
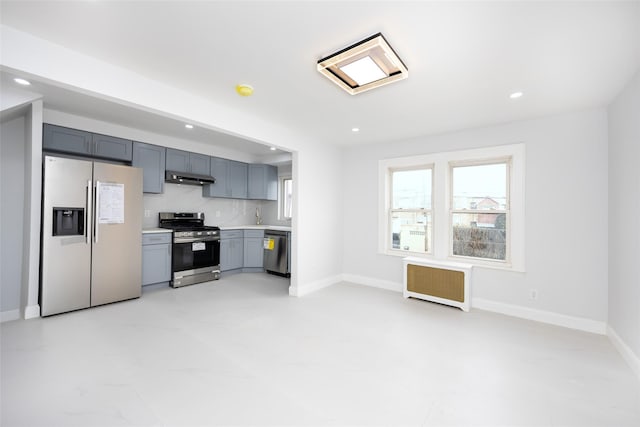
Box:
[342,110,609,329]
[607,71,640,369]
[0,115,26,320]
[290,143,344,295]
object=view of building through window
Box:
[451,162,509,260]
[390,168,432,253]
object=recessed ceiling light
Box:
[14,78,31,86]
[317,32,408,95]
[352,127,360,133]
[269,147,277,151]
[185,124,194,129]
[510,91,524,99]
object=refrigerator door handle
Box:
[94,180,100,244]
[86,180,92,244]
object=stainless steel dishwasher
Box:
[263,229,290,277]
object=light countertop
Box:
[142,228,172,234]
[220,225,291,232]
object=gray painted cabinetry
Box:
[203,157,248,199]
[248,164,278,200]
[220,230,244,272]
[244,229,265,268]
[132,142,166,193]
[43,124,132,161]
[166,148,210,175]
[142,232,172,286]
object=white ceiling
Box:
[1,1,639,149]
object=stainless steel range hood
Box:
[165,170,215,186]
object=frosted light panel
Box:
[339,56,387,86]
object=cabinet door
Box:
[264,164,278,201]
[229,161,248,199]
[92,134,133,161]
[220,239,231,272]
[132,142,165,193]
[204,157,230,198]
[43,124,92,156]
[248,164,278,200]
[142,243,171,285]
[166,148,190,173]
[244,237,264,268]
[220,238,244,271]
[189,153,210,175]
[229,238,244,270]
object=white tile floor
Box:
[1,274,639,426]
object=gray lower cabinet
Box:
[248,164,278,200]
[203,157,248,199]
[132,142,166,193]
[220,230,244,272]
[166,148,210,176]
[142,232,172,286]
[243,229,265,268]
[43,124,133,161]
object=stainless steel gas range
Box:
[159,212,220,287]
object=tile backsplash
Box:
[142,183,278,228]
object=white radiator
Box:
[402,257,472,312]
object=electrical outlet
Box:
[216,210,221,217]
[144,209,151,218]
[529,289,538,300]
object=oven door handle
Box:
[173,236,220,244]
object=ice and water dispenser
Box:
[52,208,84,236]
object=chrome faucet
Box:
[255,207,262,225]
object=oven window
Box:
[173,240,220,272]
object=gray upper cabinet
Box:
[166,148,210,175]
[92,133,133,161]
[132,142,165,193]
[189,152,210,175]
[248,164,278,200]
[229,161,248,198]
[204,157,230,198]
[203,157,247,199]
[43,124,93,156]
[43,124,133,162]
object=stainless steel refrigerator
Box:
[41,156,143,316]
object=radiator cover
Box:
[403,257,472,311]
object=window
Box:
[451,160,509,262]
[389,167,433,253]
[280,177,293,220]
[379,143,525,271]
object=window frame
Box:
[449,157,511,264]
[388,165,434,255]
[378,143,525,272]
[279,175,292,221]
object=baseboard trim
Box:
[607,325,640,380]
[341,274,402,292]
[24,304,40,320]
[1,309,20,323]
[289,275,342,297]
[473,298,607,335]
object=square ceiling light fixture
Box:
[317,32,408,95]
